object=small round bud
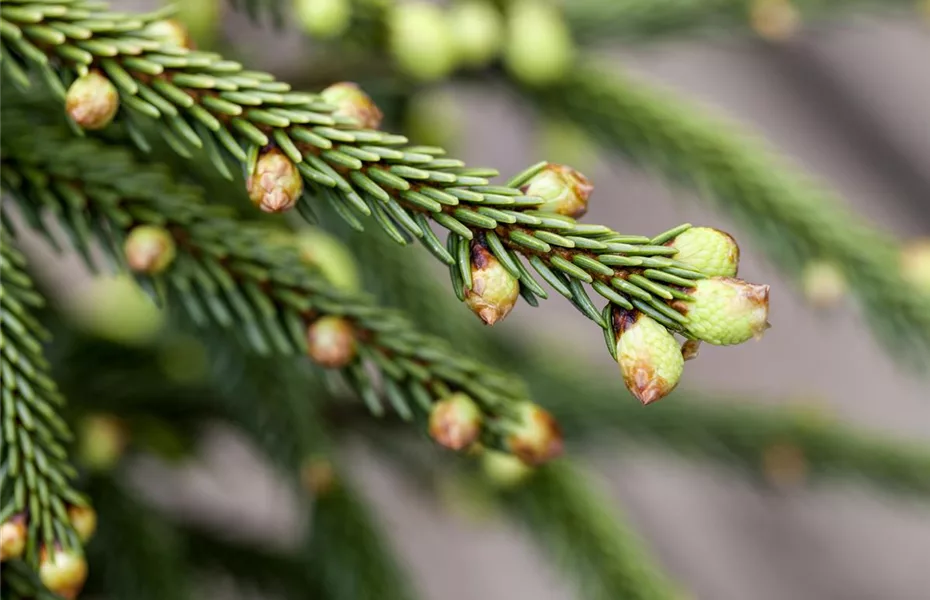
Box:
[77,414,129,472]
[143,19,192,48]
[901,238,930,294]
[67,505,97,544]
[296,0,352,39]
[520,163,592,219]
[320,82,383,129]
[124,225,176,274]
[300,456,337,496]
[503,0,574,85]
[464,239,520,326]
[429,393,483,451]
[481,450,534,488]
[39,546,88,600]
[613,309,684,405]
[801,260,847,308]
[749,0,800,41]
[388,2,456,81]
[449,0,503,68]
[405,88,463,150]
[296,228,361,292]
[666,227,740,278]
[247,148,303,213]
[71,275,164,346]
[680,277,771,346]
[306,316,357,368]
[66,71,119,130]
[0,515,27,561]
[505,402,563,466]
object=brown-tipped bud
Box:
[801,260,847,308]
[520,163,593,219]
[39,546,88,600]
[481,449,533,489]
[77,414,129,472]
[464,239,520,326]
[300,456,337,496]
[666,226,740,278]
[613,309,684,405]
[750,0,800,41]
[124,225,176,274]
[0,515,27,561]
[67,505,97,544]
[429,393,483,451]
[247,148,303,213]
[143,19,192,48]
[66,71,119,130]
[680,277,771,346]
[320,82,383,130]
[901,238,930,294]
[505,402,563,466]
[306,316,357,368]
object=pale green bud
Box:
[247,148,303,213]
[464,239,520,325]
[503,0,574,85]
[306,316,357,368]
[801,260,846,308]
[666,226,740,278]
[143,19,191,48]
[0,515,27,561]
[613,309,684,405]
[320,82,383,129]
[680,277,771,346]
[124,225,176,274]
[481,449,533,488]
[77,414,128,472]
[71,275,164,345]
[388,2,456,81]
[296,0,352,39]
[520,162,593,218]
[901,238,930,294]
[66,71,119,130]
[429,393,483,451]
[67,505,97,545]
[40,546,88,600]
[505,402,563,466]
[449,0,503,68]
[405,88,463,149]
[296,228,361,292]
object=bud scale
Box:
[247,148,303,213]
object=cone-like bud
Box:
[143,19,192,48]
[77,414,129,472]
[388,2,455,81]
[801,260,847,308]
[520,163,593,219]
[613,309,684,405]
[481,449,533,489]
[750,0,800,41]
[666,227,740,278]
[901,238,930,294]
[39,546,88,600]
[503,0,573,85]
[464,238,520,325]
[0,515,27,561]
[306,316,357,368]
[296,0,351,39]
[504,402,563,466]
[320,82,383,129]
[65,71,119,130]
[449,0,503,68]
[296,228,361,292]
[680,277,771,345]
[67,505,97,544]
[429,393,483,451]
[124,225,176,274]
[247,148,303,213]
[300,456,337,496]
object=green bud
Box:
[901,238,930,294]
[801,260,846,308]
[503,0,574,86]
[171,0,221,48]
[0,515,27,561]
[505,402,563,466]
[320,82,383,129]
[40,545,88,600]
[449,0,503,68]
[306,316,357,368]
[247,148,303,213]
[71,275,164,345]
[296,228,361,292]
[679,277,771,346]
[429,392,483,451]
[405,88,463,150]
[464,238,520,325]
[143,19,192,48]
[520,162,593,218]
[613,309,684,405]
[666,226,740,278]
[481,449,533,488]
[296,0,352,39]
[67,505,97,545]
[124,225,176,274]
[66,71,119,130]
[388,2,456,81]
[77,414,129,472]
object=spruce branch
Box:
[515,61,930,364]
[0,0,773,388]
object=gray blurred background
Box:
[26,3,930,599]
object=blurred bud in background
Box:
[296,0,352,39]
[389,2,456,81]
[163,0,222,49]
[296,227,362,292]
[69,275,164,346]
[901,238,930,294]
[504,0,574,85]
[801,260,847,308]
[405,87,464,151]
[449,0,504,69]
[77,414,129,472]
[749,0,801,42]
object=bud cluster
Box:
[247,148,303,213]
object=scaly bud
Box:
[679,277,771,346]
[449,0,503,68]
[124,225,176,274]
[503,0,574,85]
[520,163,593,219]
[39,546,88,600]
[429,393,483,451]
[464,238,520,325]
[296,0,351,39]
[801,260,847,308]
[666,227,740,278]
[67,505,97,544]
[306,316,357,368]
[0,515,27,561]
[65,71,119,130]
[901,238,930,294]
[143,19,192,48]
[388,2,456,81]
[296,228,361,292]
[247,148,303,213]
[481,449,533,488]
[300,456,337,496]
[320,82,383,129]
[613,309,684,405]
[504,402,563,466]
[77,414,129,472]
